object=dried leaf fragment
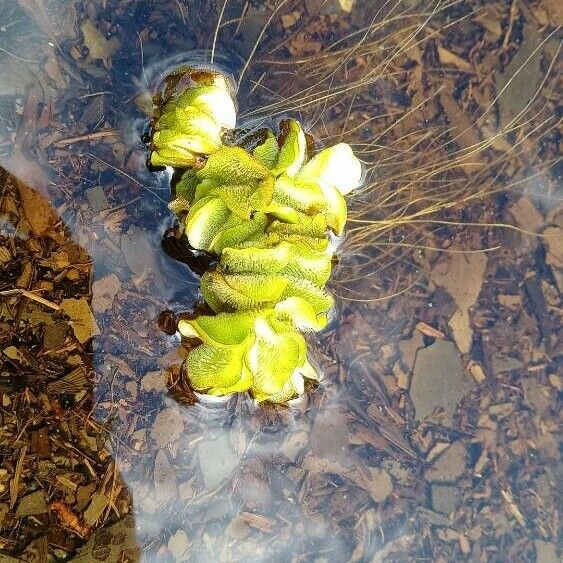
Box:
[60,298,100,343]
[154,450,177,503]
[431,252,487,354]
[16,180,59,238]
[81,21,120,62]
[15,490,47,517]
[83,493,110,526]
[151,408,184,447]
[92,273,121,313]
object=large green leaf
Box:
[253,131,280,169]
[273,296,328,331]
[208,362,254,396]
[194,178,220,203]
[221,241,331,285]
[248,176,275,212]
[198,146,270,184]
[185,196,230,250]
[211,184,255,219]
[220,242,292,275]
[201,270,288,311]
[174,169,199,202]
[268,213,328,239]
[280,275,335,314]
[210,213,268,254]
[278,243,333,286]
[151,130,220,167]
[245,318,301,396]
[272,175,327,214]
[175,84,237,130]
[265,202,300,224]
[178,310,257,346]
[318,182,348,235]
[186,343,248,392]
[155,105,221,140]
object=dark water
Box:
[0,1,560,561]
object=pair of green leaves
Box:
[176,120,361,244]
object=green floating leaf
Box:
[185,196,230,250]
[175,84,237,130]
[253,131,280,169]
[246,318,301,396]
[175,169,199,202]
[221,241,331,286]
[211,184,255,219]
[187,343,250,393]
[179,310,257,346]
[210,212,268,254]
[197,175,274,221]
[151,130,220,167]
[268,213,328,239]
[201,270,288,311]
[198,146,270,185]
[220,242,292,275]
[320,183,348,235]
[150,147,196,168]
[273,175,327,214]
[247,320,317,402]
[273,297,328,331]
[248,176,275,212]
[209,363,254,396]
[194,178,220,203]
[281,275,335,314]
[265,202,300,224]
[271,119,307,178]
[279,243,333,286]
[297,142,362,195]
[155,105,221,140]
[283,235,329,253]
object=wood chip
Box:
[415,321,445,339]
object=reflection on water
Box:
[0,0,561,561]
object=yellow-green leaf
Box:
[297,142,362,195]
[155,105,221,140]
[174,169,199,202]
[271,119,306,177]
[281,275,335,314]
[175,84,237,130]
[185,196,230,250]
[246,318,300,396]
[201,271,288,311]
[253,131,280,169]
[220,242,292,275]
[186,343,248,392]
[210,213,268,254]
[179,310,257,346]
[273,175,327,214]
[273,296,328,331]
[198,146,270,184]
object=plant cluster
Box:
[149,68,361,402]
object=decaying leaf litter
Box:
[0,0,561,561]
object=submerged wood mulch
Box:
[0,0,561,561]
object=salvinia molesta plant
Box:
[149,68,361,403]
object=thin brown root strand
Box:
[233,2,559,301]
